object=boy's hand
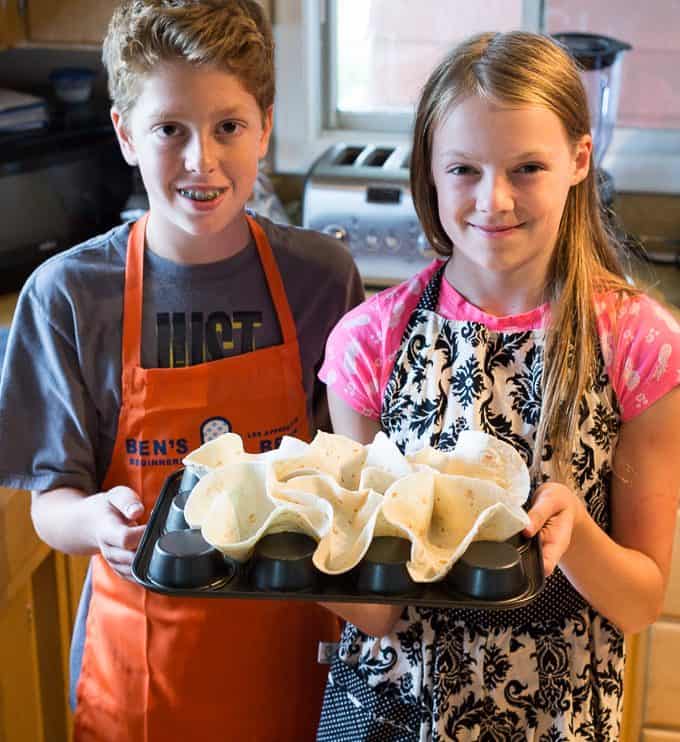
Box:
[91,486,146,581]
[522,482,585,577]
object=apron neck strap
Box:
[122,213,148,368]
[416,262,447,312]
[245,213,297,345]
[122,212,298,369]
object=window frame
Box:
[272,0,680,194]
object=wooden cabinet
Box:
[0,1,24,49]
[26,0,119,46]
[3,0,269,48]
[623,510,680,740]
[642,733,680,742]
[0,582,45,742]
[0,0,118,47]
[0,486,52,742]
[0,486,88,742]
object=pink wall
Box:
[342,0,522,110]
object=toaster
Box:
[302,143,438,286]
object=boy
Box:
[0,1,363,740]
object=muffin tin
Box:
[132,469,545,609]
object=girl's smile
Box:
[468,222,525,237]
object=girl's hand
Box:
[88,486,146,581]
[523,482,586,576]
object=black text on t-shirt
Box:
[157,310,263,367]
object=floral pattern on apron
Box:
[318,265,625,742]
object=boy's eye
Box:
[155,123,180,138]
[516,163,544,174]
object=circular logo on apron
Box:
[200,417,232,443]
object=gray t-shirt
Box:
[0,213,364,493]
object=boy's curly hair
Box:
[102,0,274,121]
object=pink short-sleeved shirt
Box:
[319,261,680,422]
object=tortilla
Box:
[181,428,532,580]
[182,433,312,481]
[191,461,332,561]
[381,470,530,582]
[364,431,412,478]
[269,471,383,574]
[407,430,530,506]
[182,433,245,479]
[270,430,367,489]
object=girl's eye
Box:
[516,163,544,174]
[219,121,241,135]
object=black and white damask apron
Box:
[317,265,625,742]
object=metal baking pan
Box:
[132,469,545,609]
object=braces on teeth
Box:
[179,188,223,201]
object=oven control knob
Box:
[385,234,399,252]
[322,224,348,242]
[417,233,437,260]
[366,233,380,250]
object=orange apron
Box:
[74,213,338,741]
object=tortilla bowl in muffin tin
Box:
[133,469,543,608]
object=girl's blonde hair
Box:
[410,31,634,481]
[102,0,274,122]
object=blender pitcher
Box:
[552,32,632,167]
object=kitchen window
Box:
[272,0,680,193]
[330,0,532,132]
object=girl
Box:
[316,31,680,741]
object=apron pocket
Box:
[316,654,420,742]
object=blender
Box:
[552,32,632,207]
